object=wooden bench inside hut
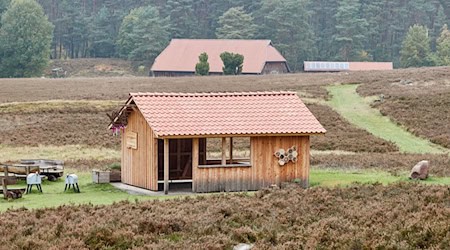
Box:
[109,92,325,194]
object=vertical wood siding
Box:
[121,110,158,190]
[192,136,310,193]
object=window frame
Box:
[198,137,251,168]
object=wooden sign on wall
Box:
[126,132,138,149]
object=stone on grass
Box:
[409,160,429,180]
[233,243,254,250]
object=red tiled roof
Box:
[348,62,393,71]
[129,92,326,137]
[151,39,287,74]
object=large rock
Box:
[233,243,254,250]
[409,160,429,180]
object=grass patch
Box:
[326,84,446,154]
[0,170,172,212]
[0,144,119,162]
[310,168,450,187]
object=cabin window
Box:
[199,137,251,168]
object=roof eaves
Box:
[157,131,326,139]
[115,95,160,138]
[129,91,298,98]
[107,96,133,129]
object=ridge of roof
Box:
[171,38,272,43]
[129,91,297,97]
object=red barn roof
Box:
[121,92,325,138]
[151,39,288,74]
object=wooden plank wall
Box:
[192,136,310,193]
[121,110,158,190]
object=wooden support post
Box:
[2,166,8,199]
[202,139,207,165]
[2,179,7,199]
[229,137,233,164]
[192,138,199,192]
[177,139,181,173]
[222,137,227,165]
[164,138,169,195]
[301,137,310,188]
[4,166,8,182]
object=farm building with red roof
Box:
[151,39,290,76]
[110,91,325,194]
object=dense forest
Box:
[1,0,450,76]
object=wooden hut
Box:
[109,92,325,194]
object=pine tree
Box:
[436,24,450,66]
[0,0,10,16]
[431,6,447,51]
[89,6,116,57]
[0,0,53,77]
[220,52,244,75]
[308,0,338,60]
[195,52,210,75]
[117,6,169,62]
[117,8,138,59]
[333,0,368,61]
[400,25,433,68]
[167,0,196,38]
[54,0,89,59]
[216,6,257,39]
[360,0,385,61]
[258,0,316,71]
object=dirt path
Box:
[326,84,446,154]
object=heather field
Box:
[0,183,449,249]
[1,67,450,248]
[0,101,397,153]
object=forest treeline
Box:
[1,0,450,76]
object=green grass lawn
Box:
[0,170,171,212]
[310,168,450,187]
[1,168,449,212]
[326,84,446,154]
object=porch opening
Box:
[157,138,197,191]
